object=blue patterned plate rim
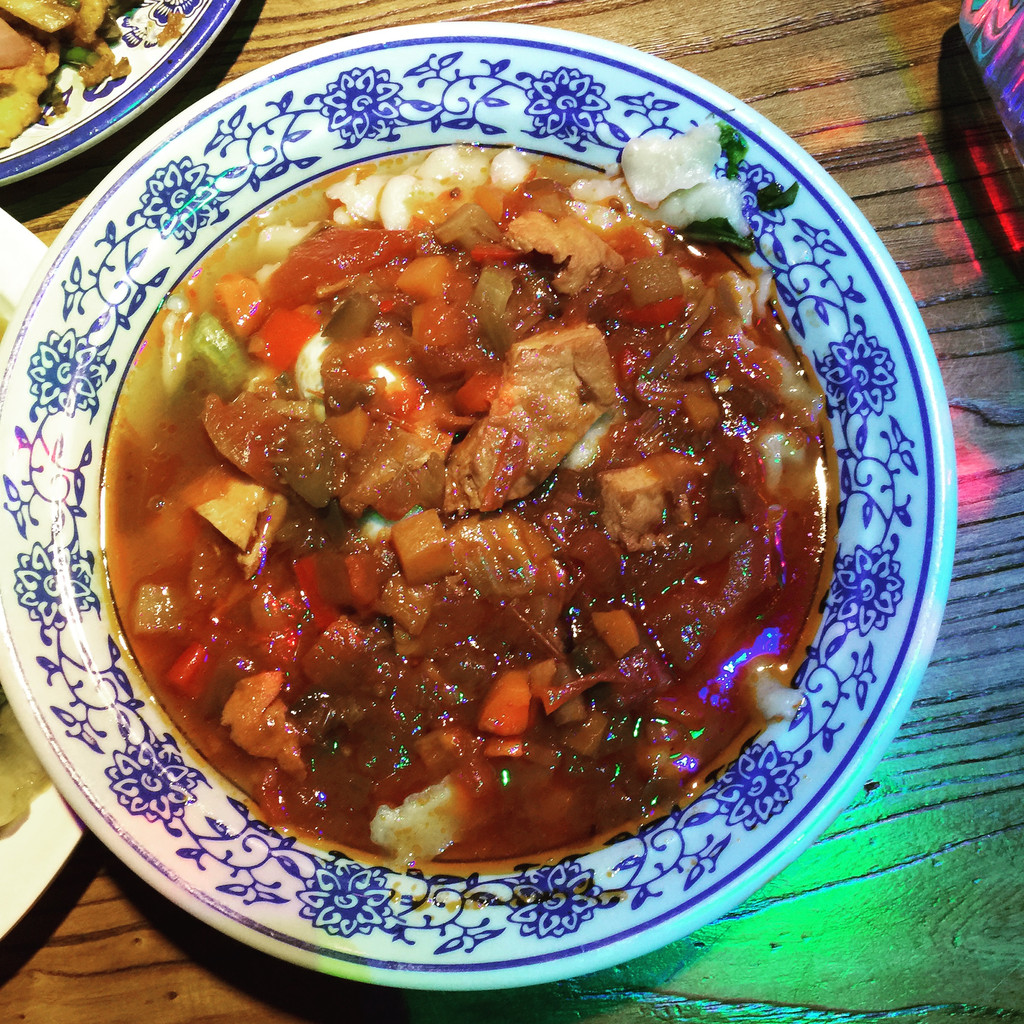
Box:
[0,0,243,184]
[0,22,957,989]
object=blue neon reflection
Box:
[699,626,782,707]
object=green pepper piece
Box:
[189,312,248,397]
[64,46,99,67]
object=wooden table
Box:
[1,0,1021,1019]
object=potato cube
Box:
[390,509,454,584]
[192,469,274,550]
[592,608,641,657]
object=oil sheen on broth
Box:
[103,137,832,867]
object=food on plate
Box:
[104,129,831,865]
[0,687,48,829]
[0,0,138,149]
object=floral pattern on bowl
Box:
[0,23,956,988]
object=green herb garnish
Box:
[718,123,748,180]
[684,217,756,252]
[757,180,800,211]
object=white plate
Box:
[0,0,243,184]
[0,24,956,987]
[0,785,80,939]
[0,206,80,939]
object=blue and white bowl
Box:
[0,23,956,988]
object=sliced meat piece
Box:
[220,671,304,777]
[599,452,701,551]
[340,419,447,520]
[445,422,529,512]
[445,323,617,511]
[505,210,625,295]
[202,391,314,489]
[301,615,391,689]
[449,512,566,600]
[0,19,34,69]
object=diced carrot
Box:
[406,213,432,233]
[478,668,533,736]
[343,551,379,608]
[390,509,455,585]
[397,255,457,301]
[472,182,506,222]
[167,641,209,697]
[592,608,641,657]
[619,293,688,327]
[483,736,525,758]
[453,372,502,415]
[327,406,370,451]
[213,273,265,338]
[252,307,321,371]
[469,243,521,263]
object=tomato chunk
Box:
[253,307,321,371]
[267,227,417,306]
[214,273,265,338]
[167,642,209,697]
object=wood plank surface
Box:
[1,0,1022,1020]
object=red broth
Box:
[103,146,832,865]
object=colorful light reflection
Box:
[962,0,1024,161]
[699,626,783,707]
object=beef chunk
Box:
[445,323,617,511]
[599,452,701,551]
[220,671,304,777]
[449,512,566,599]
[505,211,625,295]
[340,420,448,520]
[202,390,325,492]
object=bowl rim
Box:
[0,21,957,989]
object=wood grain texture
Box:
[1,0,1022,1020]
